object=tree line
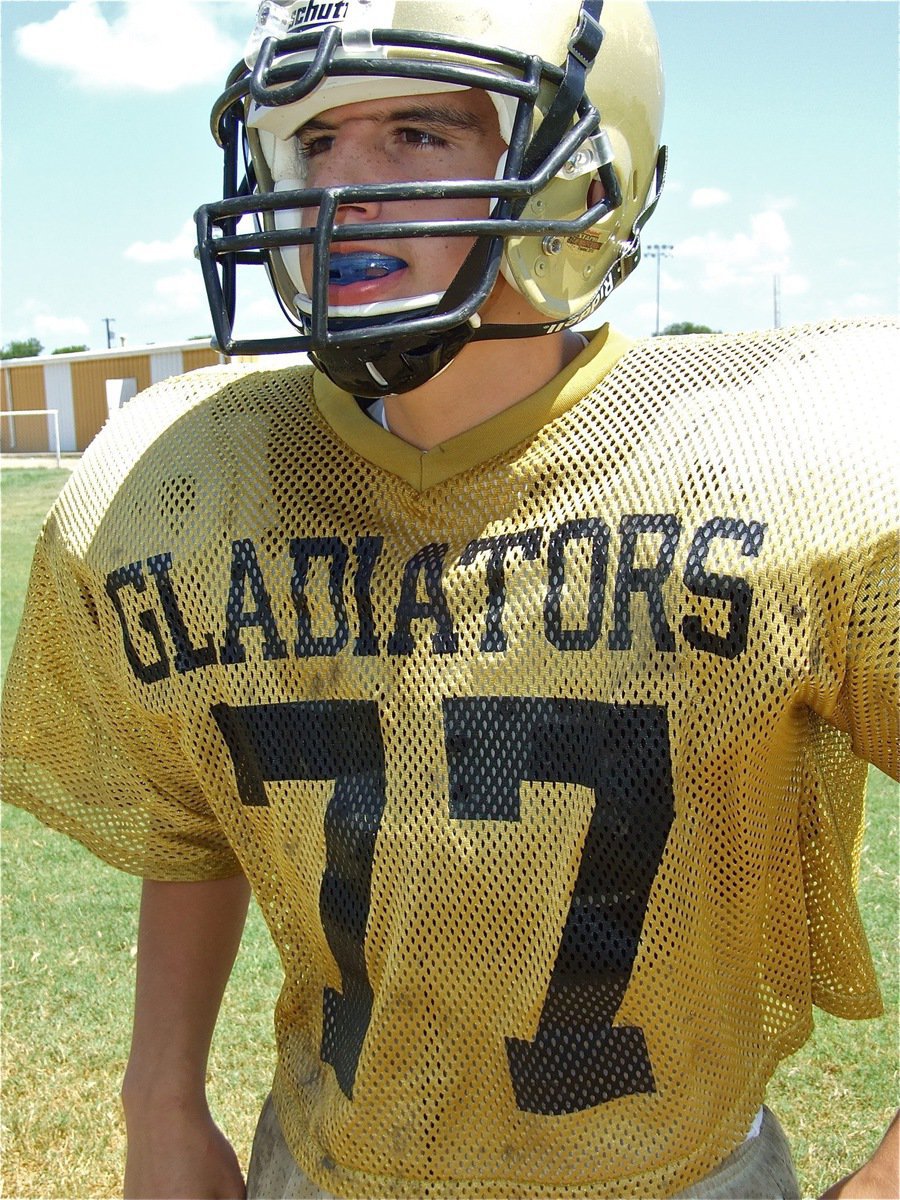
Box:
[1,338,89,360]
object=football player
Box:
[2,1,897,1198]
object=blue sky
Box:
[1,1,896,353]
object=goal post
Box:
[0,408,62,468]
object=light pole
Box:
[645,244,673,334]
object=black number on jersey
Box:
[211,700,385,1098]
[213,698,674,1113]
[443,698,674,1114]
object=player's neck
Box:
[383,328,585,451]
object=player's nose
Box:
[310,143,387,221]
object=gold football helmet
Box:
[197,0,666,394]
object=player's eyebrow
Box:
[299,103,489,136]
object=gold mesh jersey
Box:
[3,319,897,1198]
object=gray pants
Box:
[246,1096,800,1200]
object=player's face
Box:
[296,89,507,308]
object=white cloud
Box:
[142,269,208,316]
[632,301,659,324]
[3,300,91,349]
[137,253,291,337]
[762,196,798,213]
[125,221,196,265]
[35,313,92,344]
[843,293,880,312]
[16,1,241,93]
[690,187,730,209]
[676,209,794,291]
[809,291,886,323]
[781,274,809,297]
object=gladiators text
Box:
[105,514,766,685]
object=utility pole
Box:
[103,317,116,349]
[646,244,673,334]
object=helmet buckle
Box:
[567,5,604,69]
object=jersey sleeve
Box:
[798,533,897,1017]
[1,514,241,881]
[830,531,899,781]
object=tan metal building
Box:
[0,341,239,455]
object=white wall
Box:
[42,361,78,452]
[150,350,184,384]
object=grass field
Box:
[1,467,897,1199]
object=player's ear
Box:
[587,178,606,209]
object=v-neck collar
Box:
[312,325,633,492]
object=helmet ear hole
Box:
[587,178,605,208]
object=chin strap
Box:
[309,315,479,397]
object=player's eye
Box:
[297,133,334,160]
[396,127,448,149]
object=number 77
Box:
[212,696,674,1114]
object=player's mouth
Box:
[329,252,407,285]
[326,251,408,303]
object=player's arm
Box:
[121,874,251,1200]
[820,1109,899,1199]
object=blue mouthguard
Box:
[329,252,408,286]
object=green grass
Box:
[1,803,279,1199]
[767,765,898,1191]
[1,469,281,1198]
[1,471,74,681]
[1,469,897,1198]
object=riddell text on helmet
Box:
[105,513,765,686]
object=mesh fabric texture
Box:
[3,319,897,1198]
